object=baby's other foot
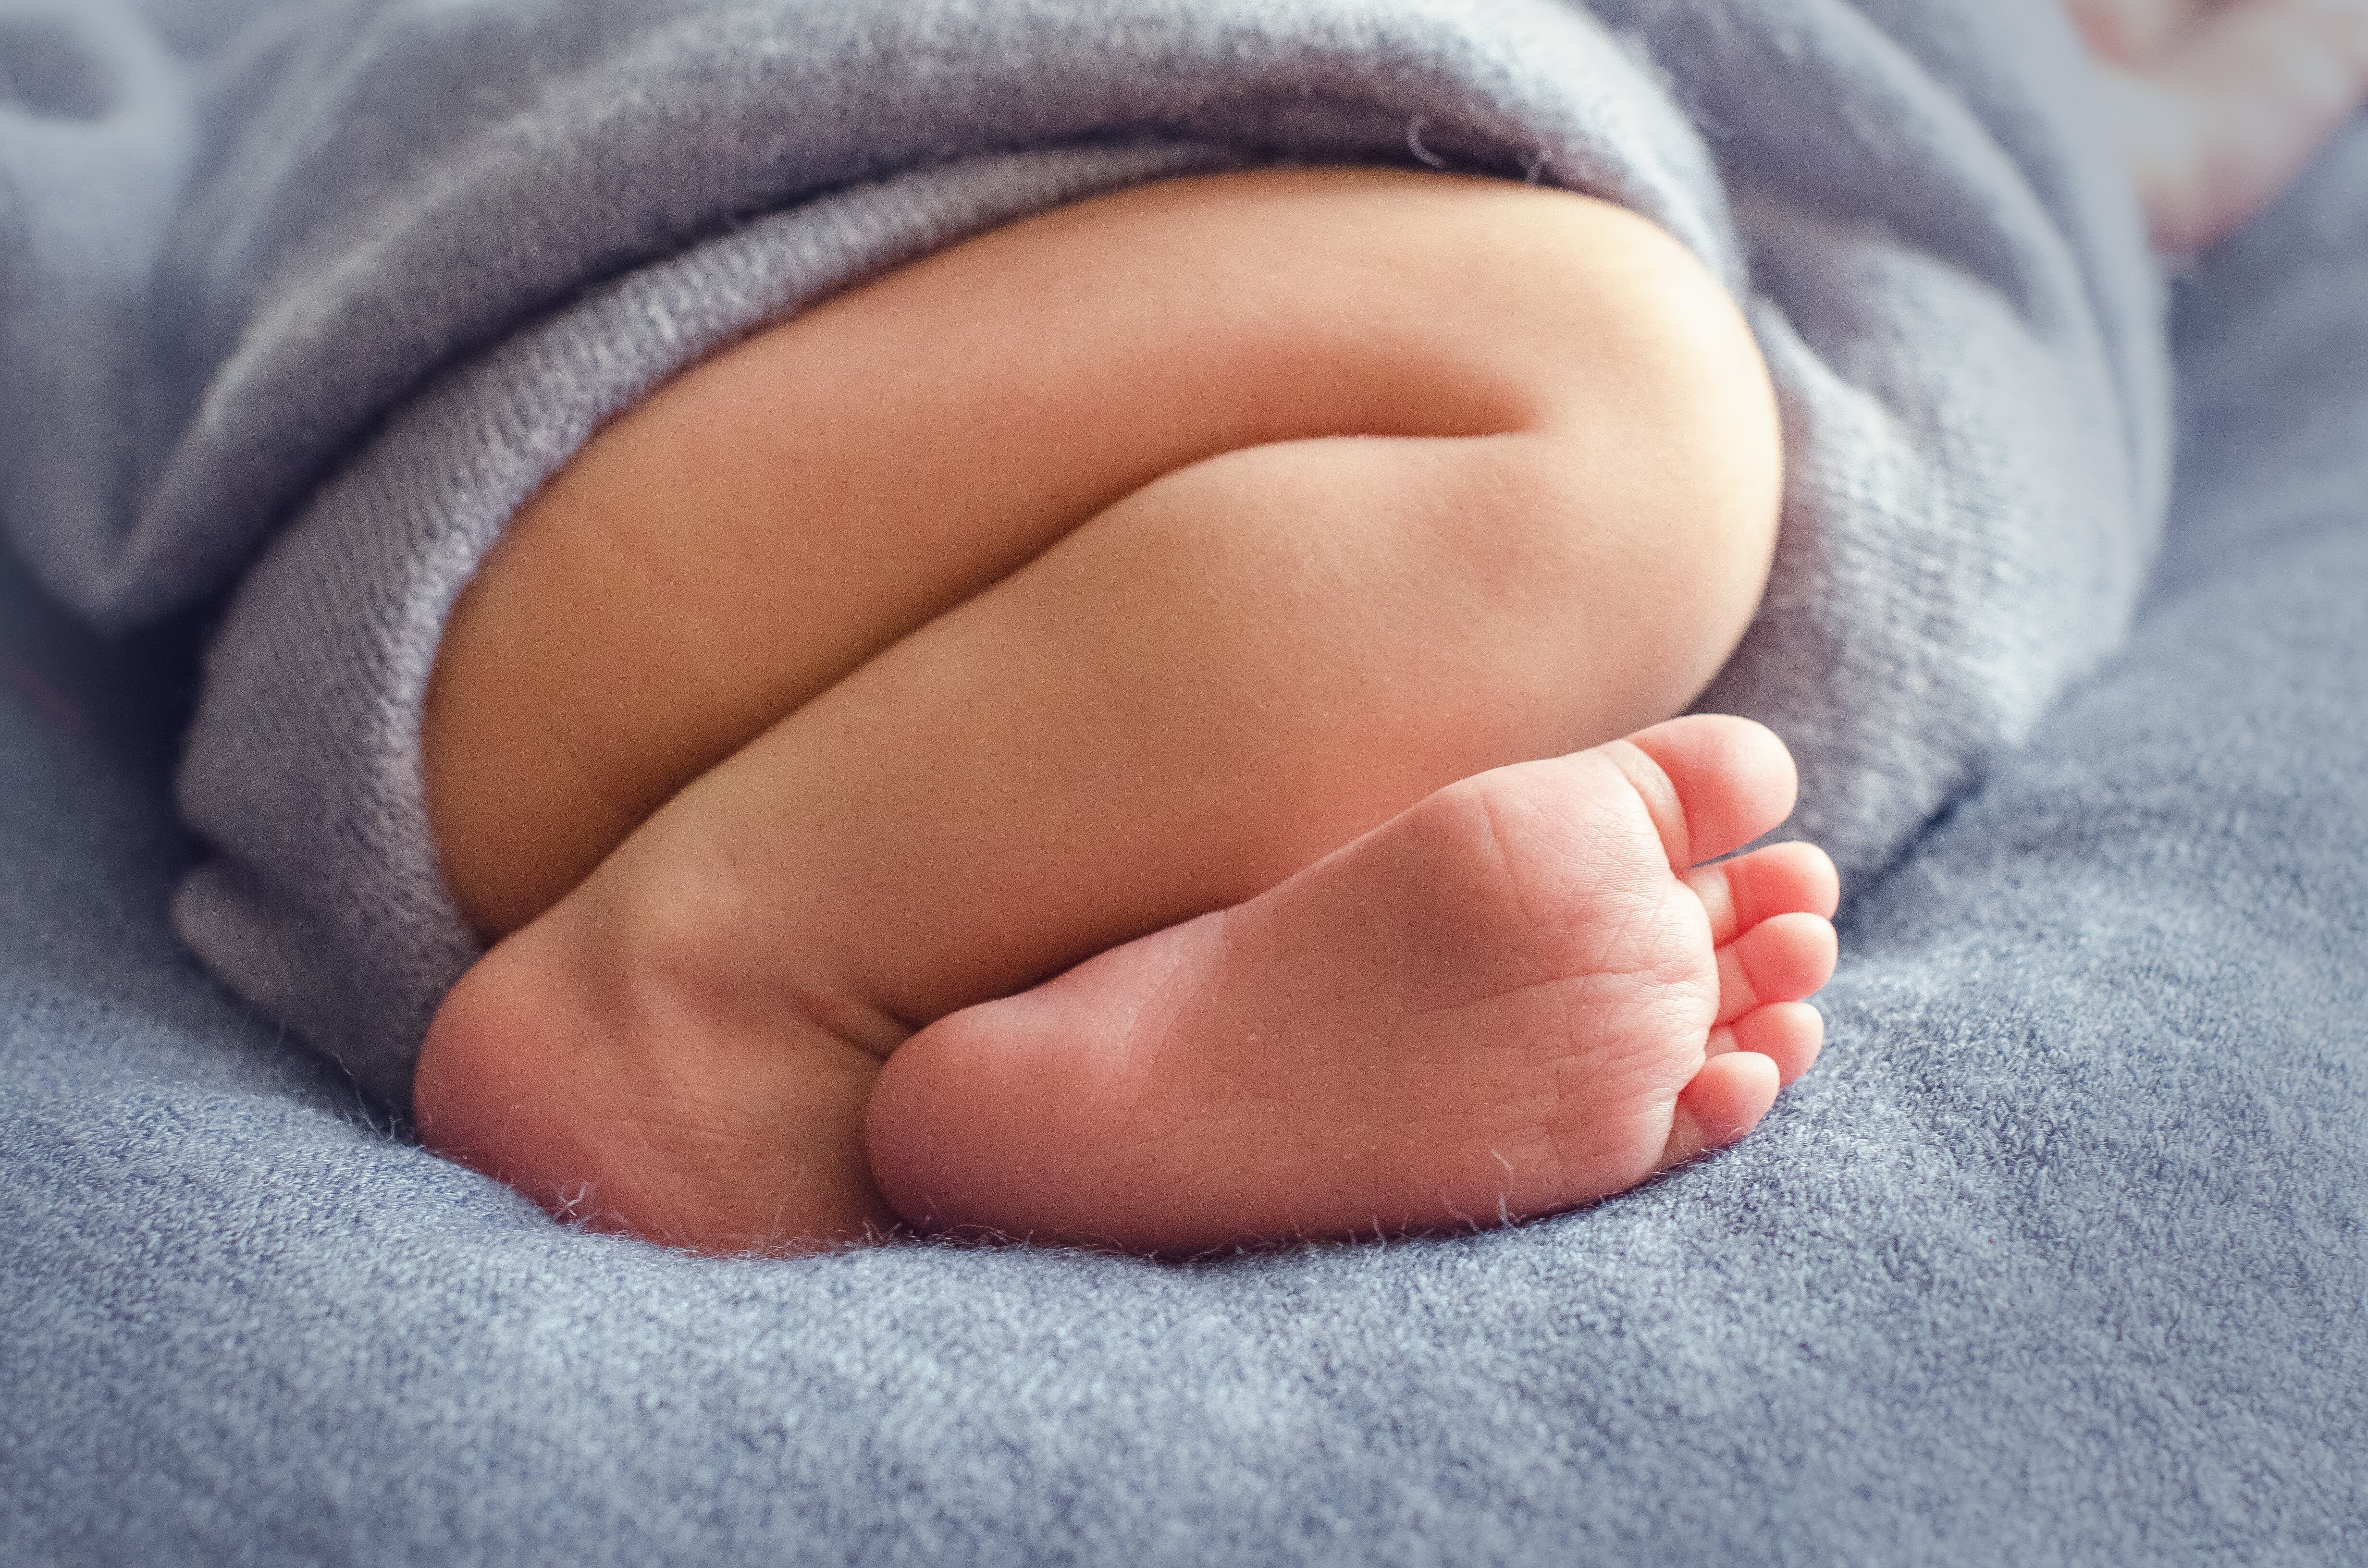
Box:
[414,835,910,1255]
[868,716,1839,1254]
[2078,0,2368,251]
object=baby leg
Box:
[414,169,1825,1254]
[425,167,1763,940]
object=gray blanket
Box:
[5,2,2364,1562]
[5,0,2163,1102]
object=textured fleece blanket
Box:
[4,0,2165,1103]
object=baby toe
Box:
[1612,714,1800,869]
[1715,1000,1825,1086]
[1687,839,1840,945]
[1714,911,1837,1026]
[1660,1049,1781,1170]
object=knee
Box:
[1438,192,1785,724]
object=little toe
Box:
[1685,839,1840,945]
[1708,1000,1824,1086]
[1613,714,1800,869]
[1714,911,1838,1026]
[1660,1050,1781,1170]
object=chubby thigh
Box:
[421,166,1784,1009]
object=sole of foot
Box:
[868,714,1838,1255]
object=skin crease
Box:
[409,5,2364,1255]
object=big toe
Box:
[1610,714,1800,869]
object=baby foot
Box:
[868,715,1838,1254]
[418,715,1835,1258]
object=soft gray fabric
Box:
[3,117,2365,1564]
[3,0,2166,1102]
